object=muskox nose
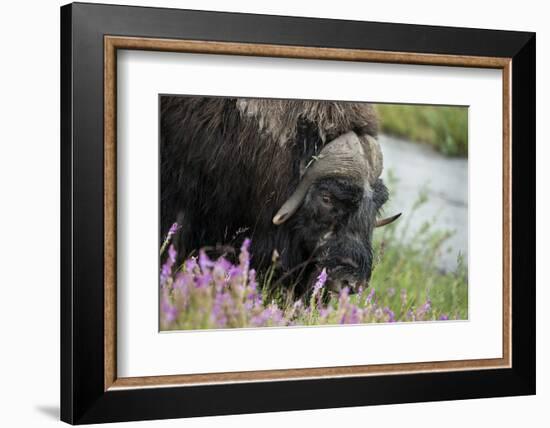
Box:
[321,235,373,295]
[326,272,364,295]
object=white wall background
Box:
[0,1,545,427]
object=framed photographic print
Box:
[60,2,536,424]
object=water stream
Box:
[379,134,468,272]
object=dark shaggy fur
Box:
[160,96,386,296]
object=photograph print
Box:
[159,96,468,331]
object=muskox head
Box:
[161,96,401,299]
[271,130,400,296]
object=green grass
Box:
[367,207,468,321]
[161,191,468,330]
[375,104,468,157]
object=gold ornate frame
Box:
[103,36,512,391]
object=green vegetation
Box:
[366,194,468,321]
[375,104,468,157]
[161,191,468,330]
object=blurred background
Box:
[374,104,468,273]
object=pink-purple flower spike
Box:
[160,232,447,329]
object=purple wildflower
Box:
[239,238,251,272]
[167,222,181,240]
[212,291,229,327]
[319,307,332,319]
[424,298,432,311]
[250,304,284,327]
[213,257,231,288]
[439,314,449,321]
[313,269,327,295]
[185,257,198,273]
[416,298,432,319]
[347,306,361,324]
[228,265,243,280]
[246,269,261,306]
[160,244,177,287]
[160,223,181,255]
[172,271,193,304]
[339,286,350,301]
[366,287,375,304]
[168,245,177,263]
[195,271,212,288]
[161,292,178,325]
[383,307,396,322]
[337,287,352,324]
[198,250,214,273]
[356,286,364,302]
[250,308,271,327]
[267,304,284,325]
[311,268,328,307]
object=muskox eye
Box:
[321,194,332,205]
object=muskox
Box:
[160,96,399,297]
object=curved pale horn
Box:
[375,212,402,228]
[273,131,383,225]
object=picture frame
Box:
[60,2,535,424]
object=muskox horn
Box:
[272,131,383,225]
[375,212,402,228]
